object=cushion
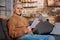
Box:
[51,23,60,35]
[36,21,54,34]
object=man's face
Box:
[14,4,23,15]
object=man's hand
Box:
[27,26,32,32]
[27,26,33,34]
[24,26,32,34]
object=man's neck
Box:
[14,13,19,16]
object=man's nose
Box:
[19,9,21,11]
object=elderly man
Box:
[8,2,55,40]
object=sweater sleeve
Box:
[8,18,17,38]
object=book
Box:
[31,18,39,28]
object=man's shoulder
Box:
[9,16,17,21]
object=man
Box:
[8,2,55,40]
[8,2,32,38]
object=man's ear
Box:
[13,8,15,12]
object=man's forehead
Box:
[14,3,23,8]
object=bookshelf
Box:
[19,0,37,17]
[19,0,37,8]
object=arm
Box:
[8,18,16,38]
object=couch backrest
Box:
[0,18,11,40]
[0,19,5,39]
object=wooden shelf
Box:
[24,6,37,8]
[0,6,5,7]
[0,4,5,7]
[21,1,37,3]
[20,0,37,3]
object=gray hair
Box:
[13,2,23,7]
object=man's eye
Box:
[17,8,19,9]
[20,8,23,9]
